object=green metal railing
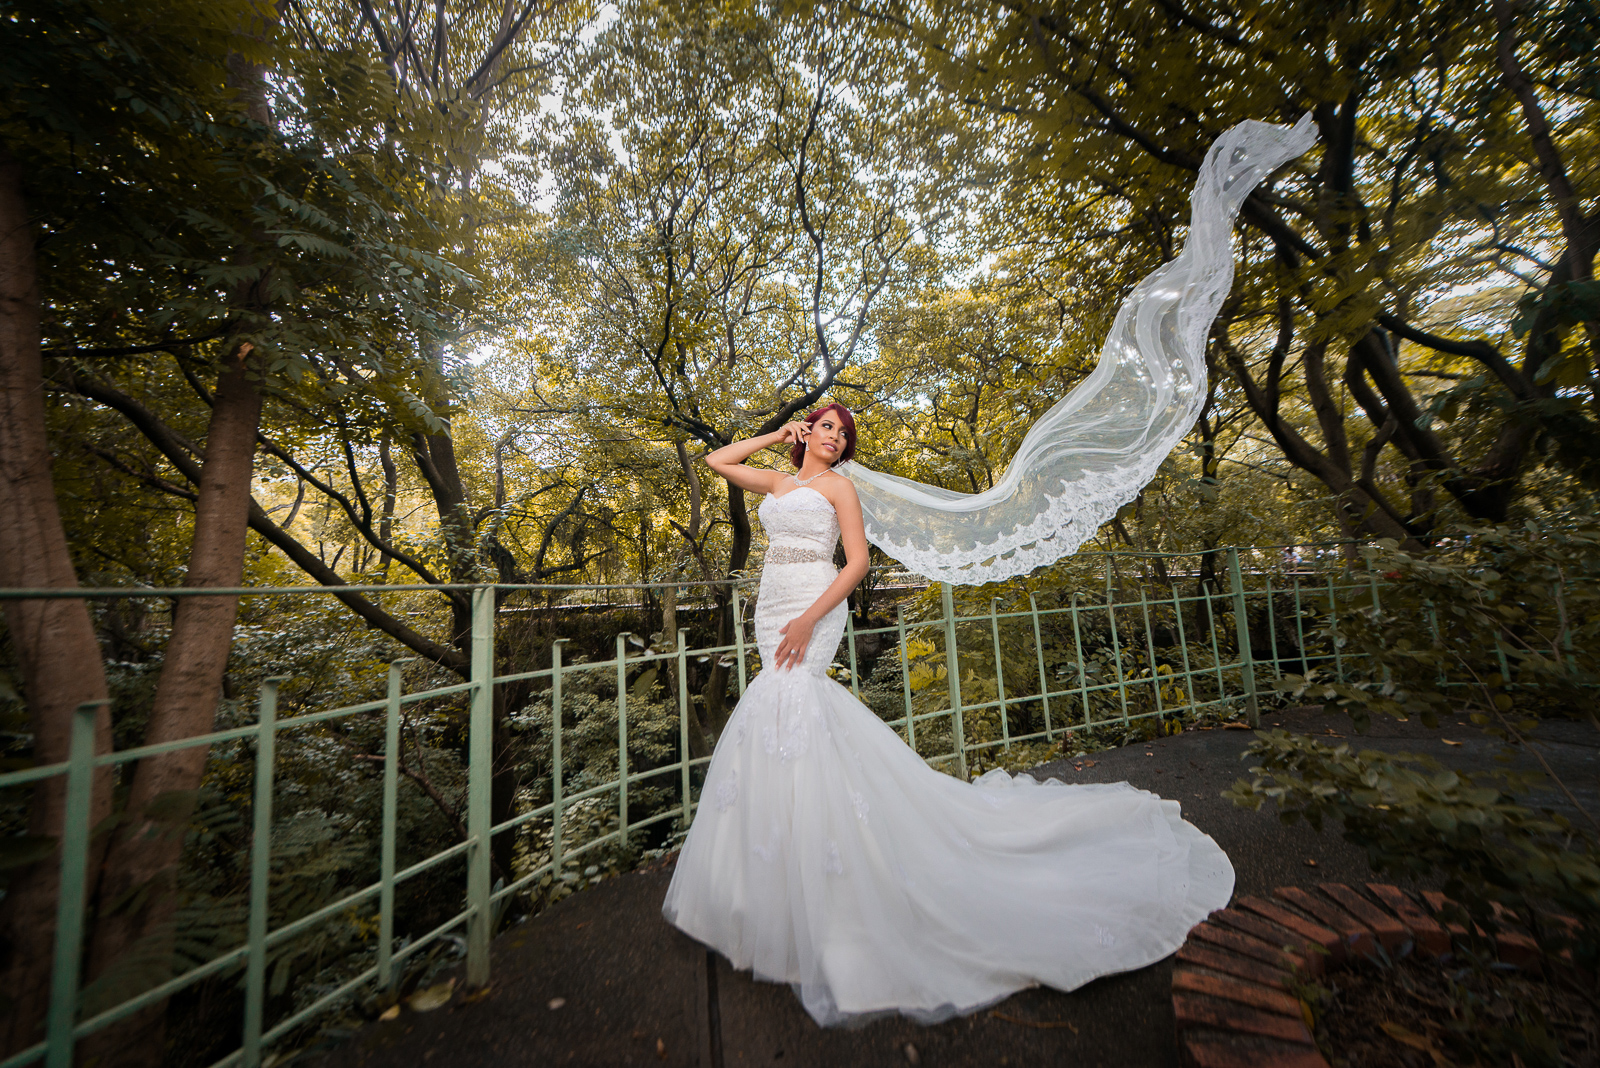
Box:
[0,544,1372,1067]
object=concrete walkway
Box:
[317,706,1599,1068]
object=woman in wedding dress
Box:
[660,404,1235,1027]
[661,116,1320,1025]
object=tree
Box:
[864,0,1599,542]
[536,0,976,733]
[0,1,474,1057]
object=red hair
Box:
[789,403,857,469]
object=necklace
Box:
[789,468,831,487]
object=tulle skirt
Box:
[661,664,1234,1027]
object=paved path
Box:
[317,706,1600,1068]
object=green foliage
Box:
[7,0,469,415]
[1231,514,1600,980]
[1226,731,1600,971]
[1272,518,1599,730]
[508,656,689,905]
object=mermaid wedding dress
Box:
[661,486,1234,1026]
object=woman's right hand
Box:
[777,421,811,446]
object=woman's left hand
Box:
[774,615,815,671]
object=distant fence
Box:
[0,542,1378,1068]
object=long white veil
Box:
[837,115,1317,585]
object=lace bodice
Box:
[757,486,840,557]
[751,487,847,678]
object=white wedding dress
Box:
[661,486,1235,1026]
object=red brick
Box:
[1183,1036,1331,1068]
[1318,883,1409,951]
[1543,911,1581,937]
[1190,922,1313,975]
[1420,890,1472,935]
[1235,896,1343,961]
[1212,907,1328,964]
[1365,884,1449,957]
[1422,890,1512,945]
[1497,931,1541,969]
[1175,942,1291,989]
[1172,993,1314,1044]
[1422,898,1551,968]
[1273,886,1375,957]
[1172,968,1302,1017]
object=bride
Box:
[661,116,1317,1026]
[660,405,1234,1026]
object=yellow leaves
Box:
[1379,1022,1452,1066]
[407,977,456,1012]
[906,660,946,693]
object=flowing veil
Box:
[837,116,1318,585]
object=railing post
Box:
[1327,573,1345,681]
[551,637,568,874]
[1028,594,1053,741]
[989,598,1010,753]
[1104,560,1131,726]
[1170,582,1197,711]
[616,633,630,847]
[45,700,106,1068]
[1264,576,1281,678]
[1139,587,1163,725]
[845,611,861,698]
[896,608,915,750]
[940,583,967,779]
[733,587,748,697]
[1292,576,1308,676]
[1228,549,1260,728]
[378,660,411,993]
[677,627,693,824]
[1070,592,1090,727]
[466,585,494,988]
[243,679,285,1067]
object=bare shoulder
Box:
[756,468,789,494]
[818,472,861,513]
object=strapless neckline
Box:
[764,485,835,513]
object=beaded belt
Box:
[765,544,834,567]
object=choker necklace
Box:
[789,468,830,487]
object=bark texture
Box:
[79,353,263,1064]
[0,141,116,1059]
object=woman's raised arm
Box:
[704,424,809,494]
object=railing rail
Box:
[0,543,1380,1067]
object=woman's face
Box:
[810,413,848,463]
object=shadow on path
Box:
[317,706,1598,1068]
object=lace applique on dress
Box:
[823,840,844,876]
[1095,925,1116,948]
[752,820,780,863]
[849,790,869,821]
[714,772,739,812]
[779,720,810,762]
[761,707,811,762]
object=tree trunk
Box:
[0,140,116,1059]
[662,576,711,758]
[78,35,280,1056]
[79,351,264,1065]
[377,433,397,575]
[698,485,752,735]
